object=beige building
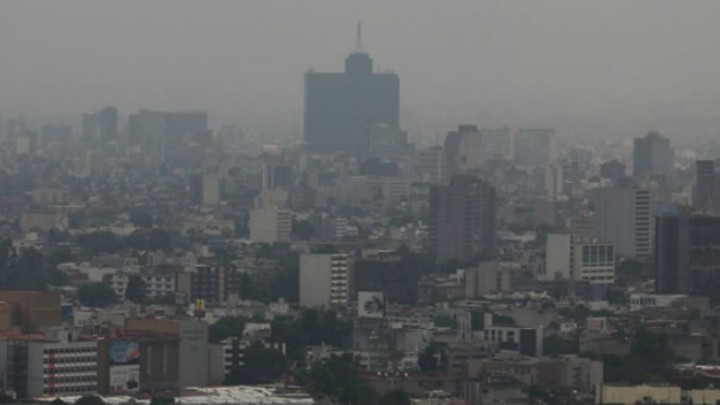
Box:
[596,385,720,405]
[0,301,14,332]
[0,291,62,333]
[465,262,512,299]
[249,205,292,244]
[543,234,615,284]
[595,384,681,405]
[299,253,351,308]
[125,318,209,388]
[687,389,720,405]
[32,187,70,205]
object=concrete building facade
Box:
[429,175,496,263]
[592,186,651,258]
[299,253,351,308]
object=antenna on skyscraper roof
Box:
[355,21,363,52]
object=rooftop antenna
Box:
[355,21,363,52]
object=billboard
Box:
[110,365,140,393]
[109,340,140,393]
[358,291,385,318]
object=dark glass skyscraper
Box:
[98,106,118,141]
[304,45,399,155]
[655,212,720,297]
[429,175,496,263]
[633,131,673,179]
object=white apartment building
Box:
[544,234,615,284]
[571,242,615,285]
[299,253,351,308]
[629,293,688,312]
[109,270,177,300]
[26,339,98,398]
[544,234,573,281]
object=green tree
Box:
[543,334,578,356]
[272,309,352,361]
[77,282,118,307]
[126,229,174,252]
[589,329,673,384]
[125,275,147,304]
[379,390,411,405]
[433,315,456,328]
[149,293,176,305]
[527,385,547,399]
[74,396,105,405]
[418,342,440,373]
[130,210,154,229]
[492,313,515,326]
[225,342,286,384]
[77,231,121,256]
[149,396,174,405]
[291,219,315,240]
[297,353,377,405]
[209,316,246,343]
[615,259,645,283]
[0,244,69,290]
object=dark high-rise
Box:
[692,159,720,213]
[633,131,673,179]
[304,30,399,155]
[655,212,720,297]
[599,160,626,183]
[429,175,496,263]
[98,106,119,141]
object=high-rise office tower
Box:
[543,162,564,201]
[513,129,554,169]
[633,131,673,179]
[128,110,207,152]
[413,146,444,182]
[304,26,399,155]
[444,125,482,179]
[692,159,720,213]
[600,160,626,183]
[98,106,119,141]
[655,212,720,297]
[443,126,512,179]
[429,175,496,263]
[591,186,651,258]
[189,171,220,206]
[164,111,208,140]
[40,124,73,146]
[478,127,512,164]
[128,109,166,165]
[81,112,99,143]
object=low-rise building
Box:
[595,384,681,405]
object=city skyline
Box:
[3,1,720,143]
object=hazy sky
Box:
[3,1,720,140]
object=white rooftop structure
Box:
[178,386,315,404]
[38,386,314,405]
